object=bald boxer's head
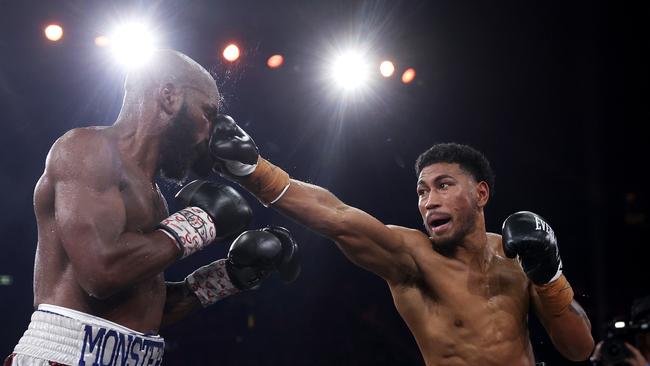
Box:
[117,49,221,182]
[414,143,494,252]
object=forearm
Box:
[534,278,594,360]
[161,281,202,328]
[249,175,413,281]
[274,179,350,238]
[236,158,368,239]
[89,230,180,298]
[544,300,594,360]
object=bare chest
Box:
[391,258,532,364]
[119,173,169,232]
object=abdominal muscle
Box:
[387,253,536,366]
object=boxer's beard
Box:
[430,206,478,256]
[159,104,200,184]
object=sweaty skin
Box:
[33,128,175,332]
[389,230,533,365]
[266,162,593,365]
[31,50,222,333]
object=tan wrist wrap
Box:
[239,157,290,206]
[534,274,574,316]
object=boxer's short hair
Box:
[415,143,495,197]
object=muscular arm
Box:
[50,130,180,299]
[530,282,594,361]
[272,179,419,283]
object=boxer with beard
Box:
[5,50,300,366]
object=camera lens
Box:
[602,339,631,364]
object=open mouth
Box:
[428,214,452,234]
[430,218,451,228]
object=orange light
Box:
[379,61,395,77]
[401,68,416,84]
[223,44,240,62]
[267,54,284,68]
[44,24,63,42]
[94,36,110,47]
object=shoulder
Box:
[386,225,430,244]
[488,232,527,275]
[46,127,121,188]
[487,232,506,256]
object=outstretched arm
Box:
[208,115,421,284]
[273,179,421,283]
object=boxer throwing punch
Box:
[208,115,594,365]
[5,50,299,366]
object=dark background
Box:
[1,1,648,365]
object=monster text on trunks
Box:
[78,324,164,366]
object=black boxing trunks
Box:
[7,304,164,366]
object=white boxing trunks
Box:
[7,304,164,366]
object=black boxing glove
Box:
[209,114,259,177]
[209,114,291,206]
[501,211,563,285]
[226,226,301,290]
[261,226,300,282]
[158,180,252,258]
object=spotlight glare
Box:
[44,24,63,42]
[223,44,240,62]
[95,35,110,47]
[401,67,416,84]
[110,22,156,67]
[267,54,284,69]
[331,51,370,91]
[379,60,395,77]
[614,321,626,329]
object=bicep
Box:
[49,133,125,278]
[55,179,125,262]
[333,206,418,282]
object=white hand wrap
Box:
[185,259,240,307]
[158,207,217,258]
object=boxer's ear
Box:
[159,83,182,115]
[475,181,490,208]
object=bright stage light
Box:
[267,54,284,68]
[44,24,63,42]
[223,44,240,62]
[330,51,370,91]
[379,60,395,77]
[401,67,416,84]
[110,22,156,67]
